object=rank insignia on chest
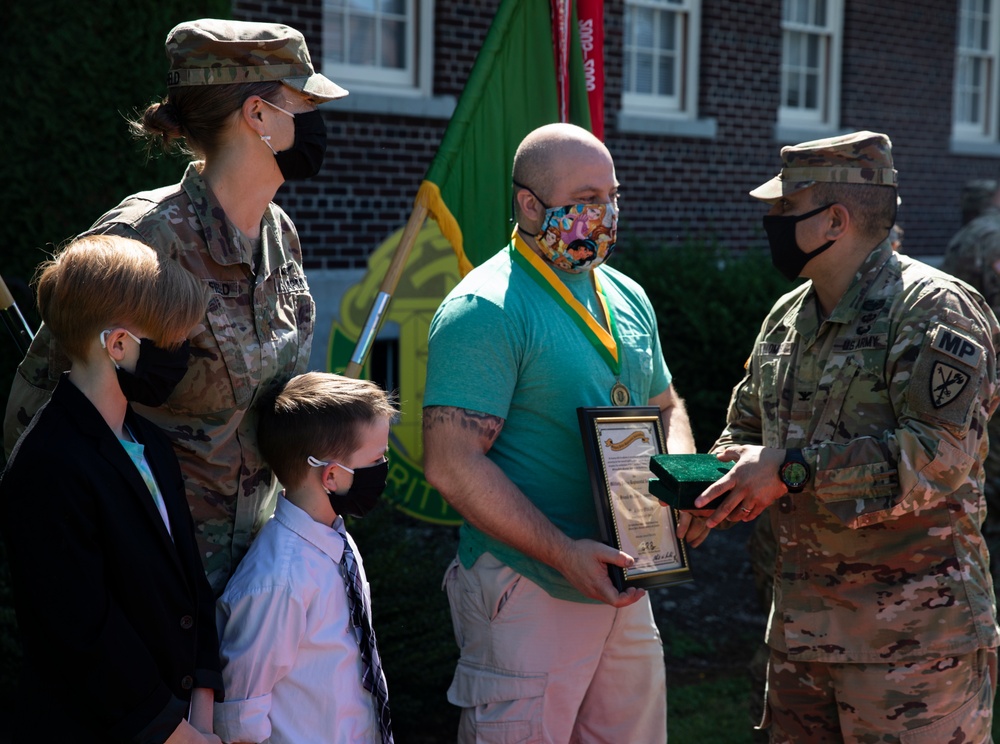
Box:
[930,361,969,408]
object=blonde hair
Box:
[258,372,399,489]
[35,234,206,360]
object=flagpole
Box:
[0,273,34,358]
[344,202,429,380]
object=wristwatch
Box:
[778,448,810,493]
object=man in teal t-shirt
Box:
[423,123,699,744]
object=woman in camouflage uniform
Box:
[4,19,349,593]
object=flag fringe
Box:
[416,180,475,277]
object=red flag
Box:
[577,0,605,140]
[550,0,571,122]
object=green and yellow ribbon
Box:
[511,231,621,374]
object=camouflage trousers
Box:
[760,647,997,743]
[748,517,777,742]
[983,419,1000,589]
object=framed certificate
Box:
[577,406,693,591]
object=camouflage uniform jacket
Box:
[942,205,1000,566]
[942,205,1000,311]
[3,162,315,593]
[714,241,1000,663]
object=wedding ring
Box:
[741,507,752,513]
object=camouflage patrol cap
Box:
[750,130,897,202]
[165,19,348,102]
[962,179,999,219]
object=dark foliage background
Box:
[0,0,230,420]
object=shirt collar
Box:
[180,161,278,268]
[273,493,345,563]
[792,239,895,339]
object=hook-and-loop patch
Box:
[908,324,985,428]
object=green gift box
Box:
[648,454,734,510]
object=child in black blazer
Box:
[0,235,223,743]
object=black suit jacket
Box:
[0,375,223,743]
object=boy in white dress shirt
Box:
[213,372,398,744]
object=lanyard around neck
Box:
[510,231,620,375]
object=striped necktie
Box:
[338,530,393,744]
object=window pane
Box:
[380,0,405,13]
[815,0,827,26]
[785,70,800,107]
[348,15,375,65]
[805,71,818,109]
[381,19,405,69]
[788,32,802,66]
[350,0,376,10]
[326,13,345,63]
[658,55,675,96]
[807,34,820,68]
[793,0,809,25]
[659,11,676,52]
[635,7,654,49]
[635,52,653,94]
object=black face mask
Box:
[328,459,389,519]
[763,203,836,281]
[115,338,191,407]
[274,109,328,181]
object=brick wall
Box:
[234,0,1000,266]
[840,1,957,253]
[230,1,520,271]
[605,0,782,251]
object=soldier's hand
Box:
[695,446,788,528]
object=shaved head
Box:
[512,123,615,224]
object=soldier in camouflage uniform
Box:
[3,19,349,593]
[942,180,1000,589]
[960,179,999,227]
[694,131,1000,742]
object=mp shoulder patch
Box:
[931,325,983,369]
[908,323,985,430]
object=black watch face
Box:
[782,461,808,487]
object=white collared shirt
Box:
[214,496,379,743]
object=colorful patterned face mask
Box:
[536,202,619,273]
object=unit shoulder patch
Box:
[929,361,970,409]
[907,323,985,431]
[931,325,983,369]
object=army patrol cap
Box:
[165,19,348,102]
[750,130,897,202]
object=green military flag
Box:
[415,0,593,274]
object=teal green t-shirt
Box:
[424,242,671,602]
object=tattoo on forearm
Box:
[424,406,504,447]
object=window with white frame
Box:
[621,0,701,119]
[322,0,432,96]
[953,0,999,144]
[778,0,843,130]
